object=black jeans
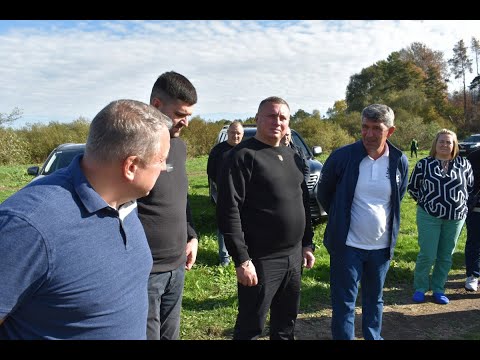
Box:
[466,211,480,278]
[233,249,302,340]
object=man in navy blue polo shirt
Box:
[0,99,171,339]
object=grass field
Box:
[0,150,473,339]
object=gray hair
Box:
[361,104,395,128]
[85,99,171,163]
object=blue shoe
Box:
[433,292,449,305]
[412,291,425,303]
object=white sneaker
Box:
[465,275,478,292]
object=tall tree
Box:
[448,39,473,122]
[398,42,448,80]
[472,37,480,75]
[290,109,311,125]
[398,42,449,113]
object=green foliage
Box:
[15,119,90,164]
[344,43,463,135]
[0,128,29,165]
[391,109,441,151]
[0,164,34,202]
[182,117,221,158]
[295,117,355,152]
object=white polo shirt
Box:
[346,145,392,250]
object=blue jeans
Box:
[217,229,230,263]
[466,211,480,278]
[146,264,185,340]
[330,246,390,340]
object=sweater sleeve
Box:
[206,146,217,181]
[216,149,252,266]
[186,197,198,241]
[301,179,314,248]
[316,149,340,214]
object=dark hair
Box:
[257,96,290,113]
[150,71,197,105]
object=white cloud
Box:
[0,20,478,128]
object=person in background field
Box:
[408,129,473,305]
[465,148,480,292]
[0,99,171,339]
[410,138,418,158]
[281,127,309,181]
[317,104,409,340]
[216,96,315,340]
[207,120,244,266]
[137,71,199,340]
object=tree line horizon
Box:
[1,39,479,165]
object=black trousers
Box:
[233,249,302,340]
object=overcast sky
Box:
[1,20,479,128]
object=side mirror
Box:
[312,146,322,156]
[27,166,39,176]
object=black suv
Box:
[209,125,327,220]
[27,143,85,182]
[459,134,480,157]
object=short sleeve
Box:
[0,213,49,319]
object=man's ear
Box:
[151,97,162,109]
[387,126,396,138]
[123,156,140,181]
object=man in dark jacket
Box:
[317,104,409,340]
[137,71,198,340]
[207,121,244,266]
[465,148,480,292]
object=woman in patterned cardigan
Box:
[408,129,474,305]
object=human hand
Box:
[185,238,198,271]
[302,247,315,269]
[235,259,258,286]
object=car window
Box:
[464,135,480,142]
[42,150,84,175]
[291,132,312,158]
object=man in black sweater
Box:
[216,96,315,340]
[207,121,244,266]
[137,72,198,340]
[465,149,480,292]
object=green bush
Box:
[0,128,29,165]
